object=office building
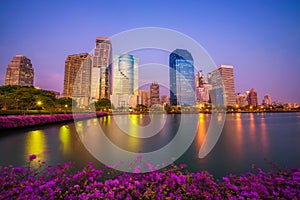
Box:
[169,49,195,106]
[5,55,34,86]
[63,53,91,107]
[138,90,150,107]
[195,70,211,104]
[262,94,272,106]
[150,82,160,106]
[111,54,138,109]
[209,65,236,107]
[91,37,112,101]
[236,93,248,107]
[247,88,258,107]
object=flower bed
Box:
[0,157,299,199]
[0,112,107,130]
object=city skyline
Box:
[1,1,300,103]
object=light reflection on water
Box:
[0,112,299,178]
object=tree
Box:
[94,98,111,111]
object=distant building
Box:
[5,55,34,86]
[138,90,150,107]
[262,94,272,106]
[236,93,248,107]
[91,37,112,101]
[247,88,258,107]
[209,65,236,107]
[63,53,91,108]
[169,49,195,106]
[160,95,169,105]
[111,54,138,109]
[150,82,160,106]
[195,70,211,104]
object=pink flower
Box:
[29,154,37,161]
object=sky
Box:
[0,0,300,103]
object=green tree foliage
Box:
[94,98,111,111]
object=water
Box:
[0,112,299,178]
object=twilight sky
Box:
[0,0,300,103]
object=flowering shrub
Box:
[0,112,107,130]
[0,155,299,199]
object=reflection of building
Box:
[91,37,112,101]
[236,93,248,107]
[195,70,211,104]
[247,88,258,106]
[150,82,160,106]
[169,49,195,106]
[209,65,236,107]
[5,55,34,86]
[63,53,91,106]
[138,90,150,107]
[111,54,138,109]
[262,94,272,106]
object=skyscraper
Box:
[63,53,91,103]
[5,55,34,86]
[150,82,160,106]
[91,37,112,101]
[210,65,236,107]
[111,54,138,109]
[169,49,195,106]
[138,90,150,107]
[247,88,258,107]
[262,94,272,106]
[195,70,211,104]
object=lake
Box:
[0,112,299,179]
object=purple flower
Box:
[29,154,37,161]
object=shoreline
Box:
[0,112,108,131]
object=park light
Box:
[65,104,68,108]
[37,101,42,106]
[235,104,239,109]
[249,105,253,110]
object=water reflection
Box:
[235,113,243,158]
[59,125,71,155]
[249,113,256,144]
[196,114,206,149]
[260,114,269,154]
[25,130,47,164]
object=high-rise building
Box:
[160,95,169,105]
[63,53,91,106]
[247,88,258,107]
[169,49,195,106]
[262,94,271,106]
[150,82,160,106]
[111,54,138,109]
[195,70,211,104]
[5,55,34,86]
[91,37,112,101]
[236,93,248,107]
[138,90,150,107]
[210,65,236,107]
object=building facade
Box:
[111,54,138,109]
[236,93,248,107]
[195,70,211,104]
[169,49,195,106]
[5,55,34,86]
[138,90,150,107]
[262,94,272,106]
[209,65,236,107]
[150,82,160,106]
[91,37,112,101]
[247,88,258,107]
[63,53,91,108]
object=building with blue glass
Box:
[169,49,195,106]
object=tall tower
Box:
[150,82,160,106]
[210,65,236,107]
[5,55,34,86]
[111,54,138,109]
[91,37,112,101]
[169,49,195,106]
[247,88,258,107]
[63,53,91,102]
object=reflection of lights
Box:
[236,113,241,120]
[217,114,222,122]
[59,125,71,155]
[26,130,47,164]
[196,114,206,148]
[199,113,204,122]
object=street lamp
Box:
[37,101,42,106]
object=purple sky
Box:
[1,0,300,103]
